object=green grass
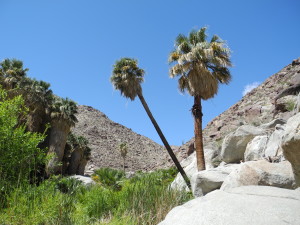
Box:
[0,168,192,225]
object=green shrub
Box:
[93,167,125,190]
[0,87,46,206]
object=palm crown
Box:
[111,58,145,100]
[51,97,78,126]
[169,27,232,100]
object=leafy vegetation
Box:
[0,168,192,224]
[0,87,46,207]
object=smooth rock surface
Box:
[220,160,295,191]
[158,186,300,225]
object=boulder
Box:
[259,118,286,129]
[264,124,285,159]
[158,186,300,225]
[191,163,240,197]
[69,175,96,186]
[244,135,268,161]
[220,160,295,191]
[221,125,266,163]
[282,112,300,187]
[171,148,221,192]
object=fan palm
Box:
[169,27,232,171]
[65,133,90,175]
[111,58,191,189]
[0,58,28,89]
[46,97,78,175]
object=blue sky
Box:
[1,0,299,146]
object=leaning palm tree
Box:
[111,58,191,189]
[169,27,232,171]
[46,97,78,175]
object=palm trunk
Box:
[46,118,70,176]
[123,157,126,173]
[193,96,206,171]
[67,147,82,175]
[137,93,191,190]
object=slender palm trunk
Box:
[193,96,206,171]
[123,157,126,173]
[137,93,191,190]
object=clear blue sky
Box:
[1,0,299,146]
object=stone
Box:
[69,175,96,186]
[171,148,222,191]
[259,118,286,129]
[264,125,285,158]
[220,160,295,191]
[244,135,268,161]
[281,112,300,187]
[221,125,266,163]
[191,164,240,197]
[158,186,300,225]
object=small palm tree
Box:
[66,133,91,175]
[46,97,78,175]
[169,27,232,171]
[111,58,191,189]
[119,143,128,173]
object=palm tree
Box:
[66,133,91,175]
[0,58,28,89]
[169,27,232,171]
[18,78,54,132]
[119,143,128,173]
[46,97,78,175]
[111,58,191,189]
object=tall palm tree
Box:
[169,27,232,171]
[46,97,78,175]
[111,58,191,189]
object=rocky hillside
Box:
[177,57,300,157]
[72,105,175,173]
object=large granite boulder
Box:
[264,125,285,159]
[220,160,295,191]
[191,164,240,197]
[221,125,266,163]
[244,135,269,161]
[282,112,300,187]
[170,148,219,191]
[158,186,300,225]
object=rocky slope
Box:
[72,105,175,173]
